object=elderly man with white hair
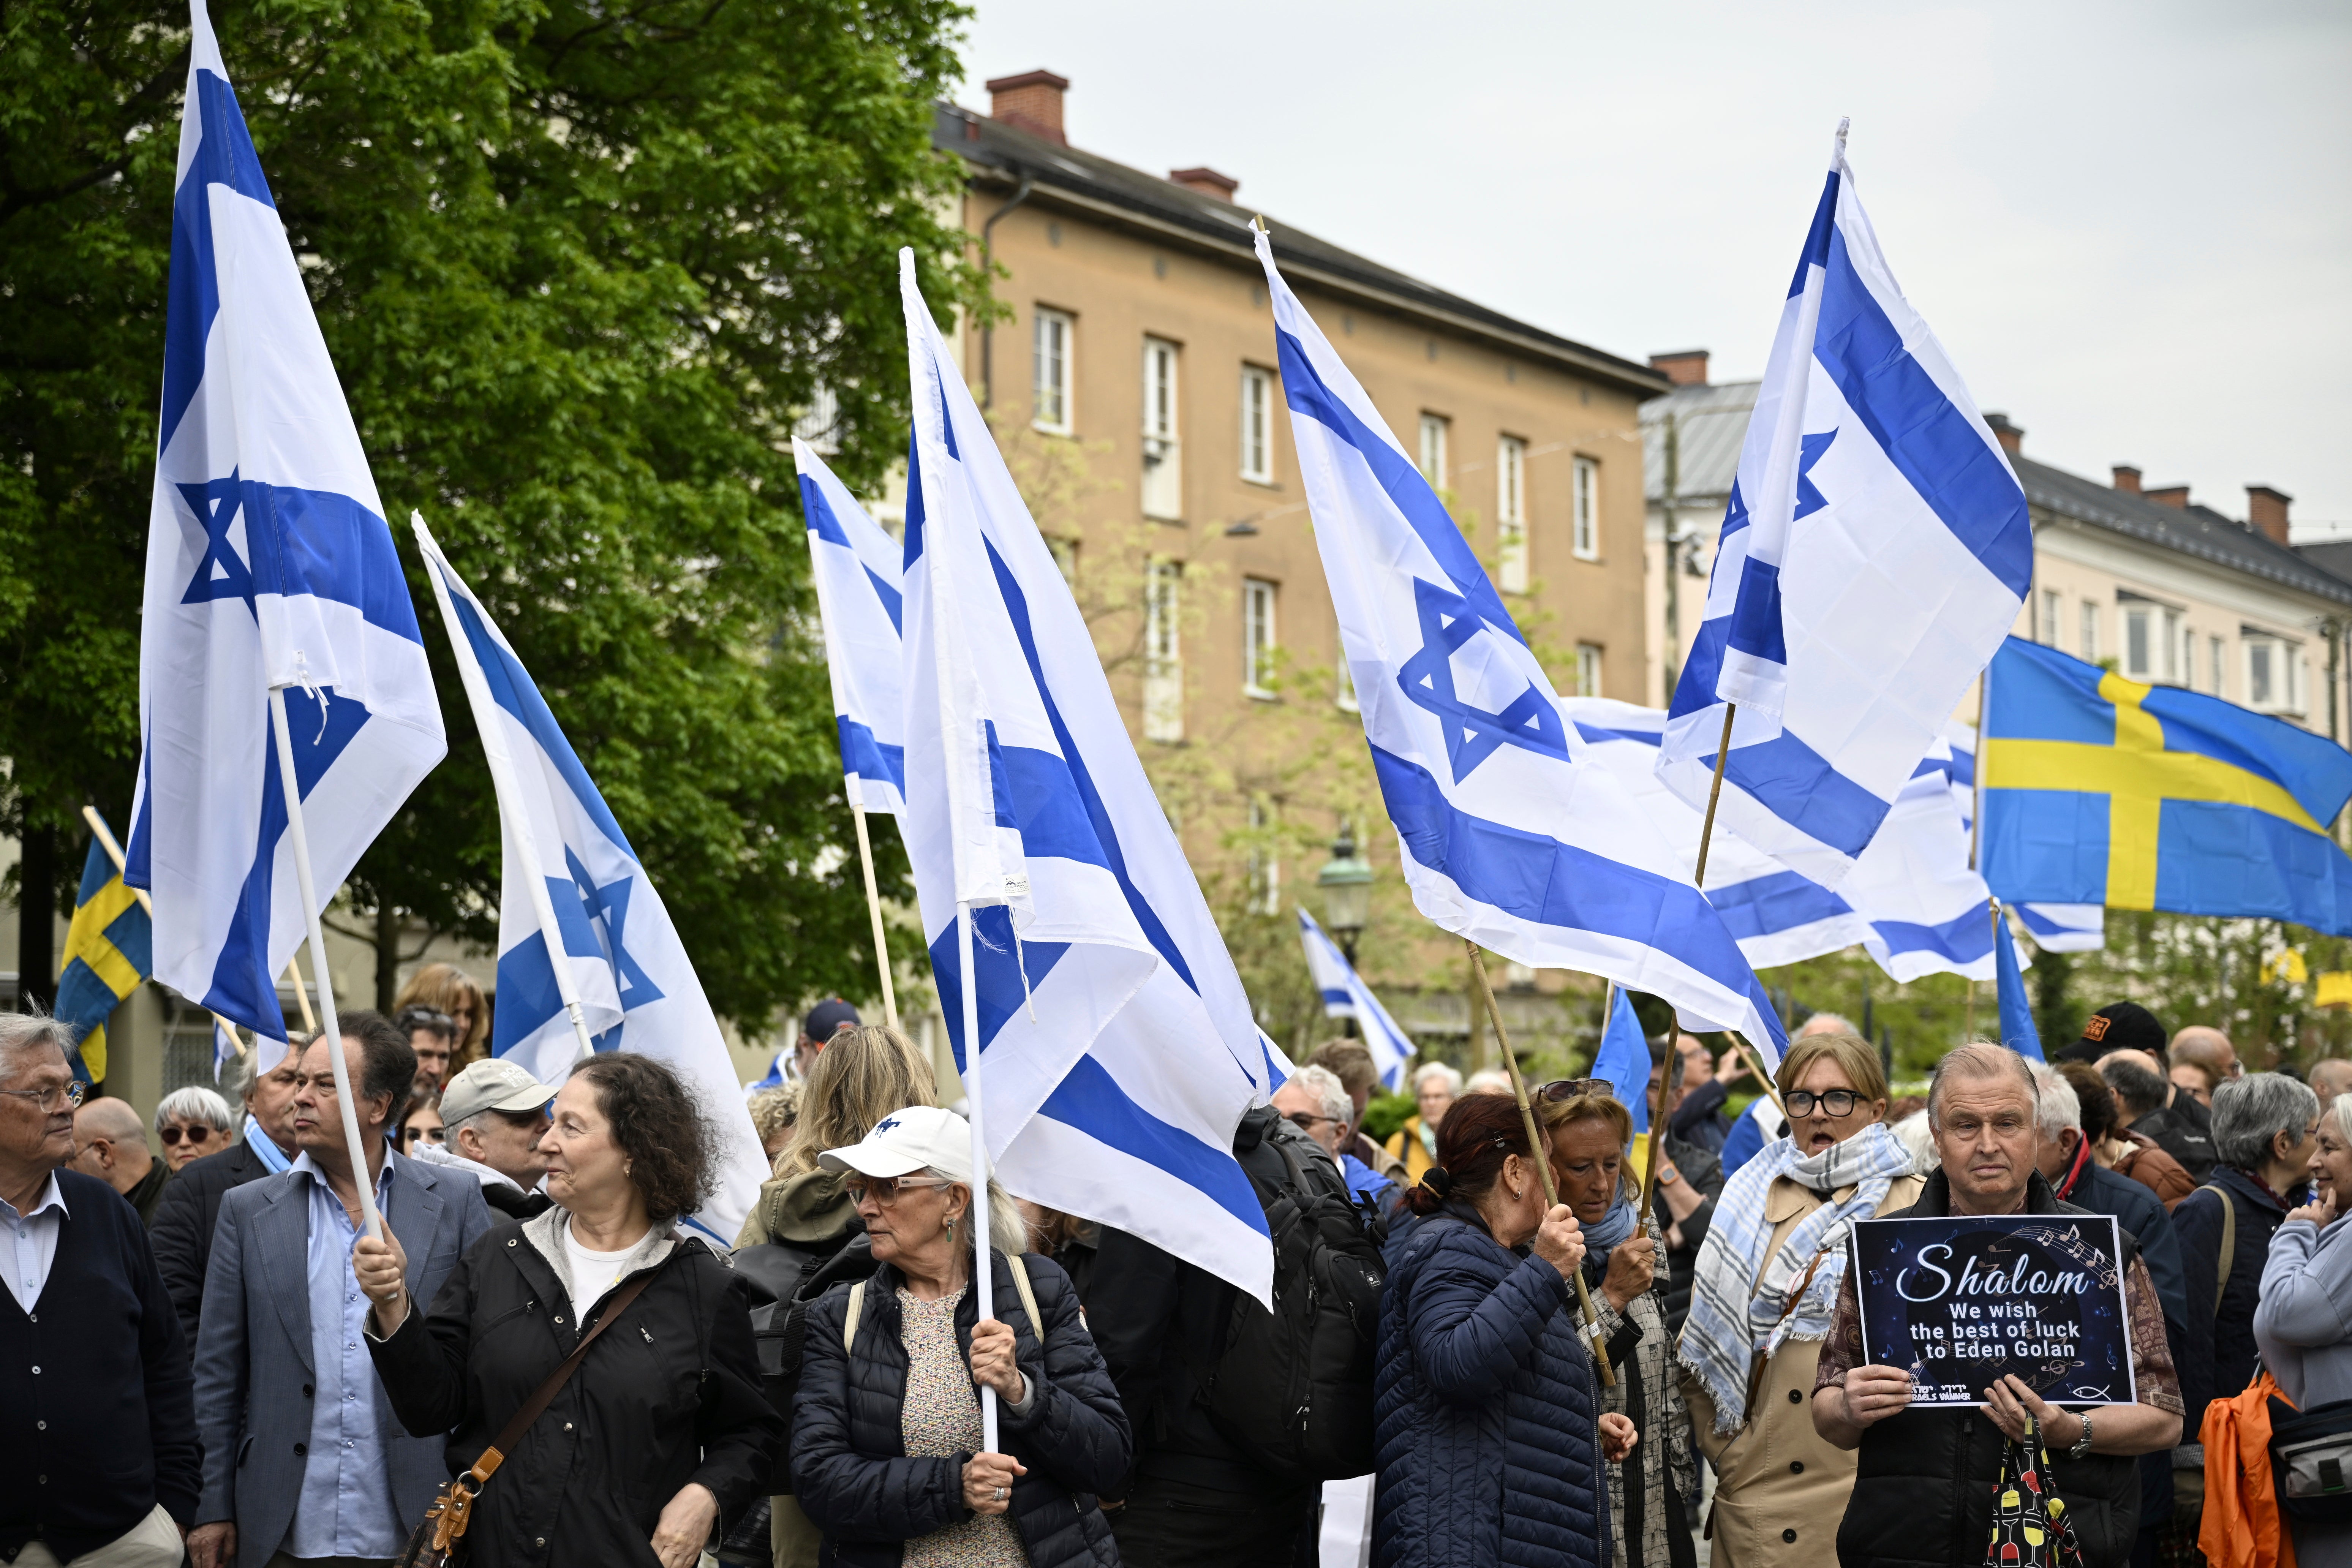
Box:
[1272,1064,1393,1210]
[1812,1043,2183,1568]
[1383,1061,1461,1185]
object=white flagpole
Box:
[958,901,998,1452]
[412,516,599,1065]
[852,807,900,1031]
[267,685,382,1240]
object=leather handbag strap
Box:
[468,1267,660,1486]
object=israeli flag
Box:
[1566,700,2018,982]
[124,0,445,1038]
[1939,720,2105,954]
[414,522,767,1247]
[1657,121,2032,888]
[797,440,907,816]
[1295,909,1414,1091]
[1257,230,1789,1069]
[899,253,1276,1302]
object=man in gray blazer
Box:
[189,1012,494,1568]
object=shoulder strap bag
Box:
[839,1253,1042,1351]
[394,1269,660,1568]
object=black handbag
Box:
[394,1270,658,1568]
[2267,1394,2352,1524]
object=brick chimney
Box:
[1649,350,1709,387]
[1168,167,1238,202]
[2144,485,2189,509]
[2112,465,2142,495]
[2247,485,2293,545]
[1984,413,2023,457]
[987,70,1069,144]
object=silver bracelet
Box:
[2069,1410,2093,1458]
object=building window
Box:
[2040,589,2060,645]
[2123,606,2151,680]
[1574,642,1604,698]
[2210,635,2227,696]
[2162,609,2182,683]
[2080,602,2099,662]
[2245,633,2306,712]
[1032,307,1073,434]
[1141,337,1181,520]
[794,384,841,454]
[1418,414,1449,488]
[1242,578,1278,699]
[1144,561,1182,742]
[1497,435,1528,593]
[1572,457,1600,561]
[1246,797,1280,917]
[1240,365,1274,484]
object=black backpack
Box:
[737,1233,873,1492]
[1197,1129,1384,1482]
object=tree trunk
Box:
[16,825,57,1013]
[376,901,400,1014]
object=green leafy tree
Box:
[1,0,983,1031]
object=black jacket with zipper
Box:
[367,1212,783,1568]
[792,1249,1130,1568]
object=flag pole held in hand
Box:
[1466,940,1612,1388]
[959,901,999,1452]
[269,686,381,1241]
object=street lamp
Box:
[1317,825,1374,967]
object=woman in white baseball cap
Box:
[791,1105,1131,1567]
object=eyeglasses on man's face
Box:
[1786,1089,1862,1118]
[845,1173,953,1206]
[1284,1111,1341,1133]
[158,1123,217,1147]
[0,1080,86,1113]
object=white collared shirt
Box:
[0,1170,68,1312]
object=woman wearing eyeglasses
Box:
[792,1105,1131,1568]
[1541,1083,1698,1568]
[152,1086,235,1171]
[1674,1030,1919,1567]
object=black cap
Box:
[802,999,861,1044]
[2055,1001,2167,1065]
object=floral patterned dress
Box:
[898,1286,1030,1568]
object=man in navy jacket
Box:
[0,1012,199,1568]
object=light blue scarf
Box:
[245,1117,291,1174]
[1581,1184,1640,1257]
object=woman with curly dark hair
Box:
[353,1053,783,1567]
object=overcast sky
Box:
[956,0,2352,531]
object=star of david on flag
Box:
[124,0,444,1039]
[1658,121,2031,889]
[1255,227,1788,1067]
[416,519,767,1246]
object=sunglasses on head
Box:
[844,1173,953,1205]
[158,1124,217,1147]
[1535,1078,1614,1103]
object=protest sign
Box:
[1851,1213,2135,1407]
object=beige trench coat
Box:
[1679,1169,1924,1568]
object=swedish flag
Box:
[1982,638,2352,933]
[54,837,152,1084]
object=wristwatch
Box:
[1657,1167,1680,1187]
[2069,1410,2093,1459]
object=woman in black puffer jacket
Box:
[792,1105,1129,1567]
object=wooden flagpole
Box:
[81,805,249,1056]
[1465,940,1613,1388]
[851,806,900,1031]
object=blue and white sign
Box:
[1296,908,1413,1091]
[1658,122,2032,889]
[125,0,446,1038]
[899,253,1277,1302]
[416,522,767,1247]
[1257,230,1789,1069]
[797,439,907,816]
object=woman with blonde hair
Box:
[393,961,490,1070]
[1675,1031,1922,1566]
[736,1022,939,1568]
[1542,1081,1698,1567]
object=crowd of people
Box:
[12,986,2352,1568]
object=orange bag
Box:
[2201,1372,2300,1568]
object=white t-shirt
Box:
[562,1222,636,1322]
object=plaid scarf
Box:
[1678,1120,1913,1435]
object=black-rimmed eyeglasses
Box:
[1786,1089,1861,1118]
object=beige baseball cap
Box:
[439,1058,558,1127]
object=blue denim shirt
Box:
[283,1150,404,1560]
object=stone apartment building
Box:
[935,71,1667,972]
[1642,351,2352,739]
